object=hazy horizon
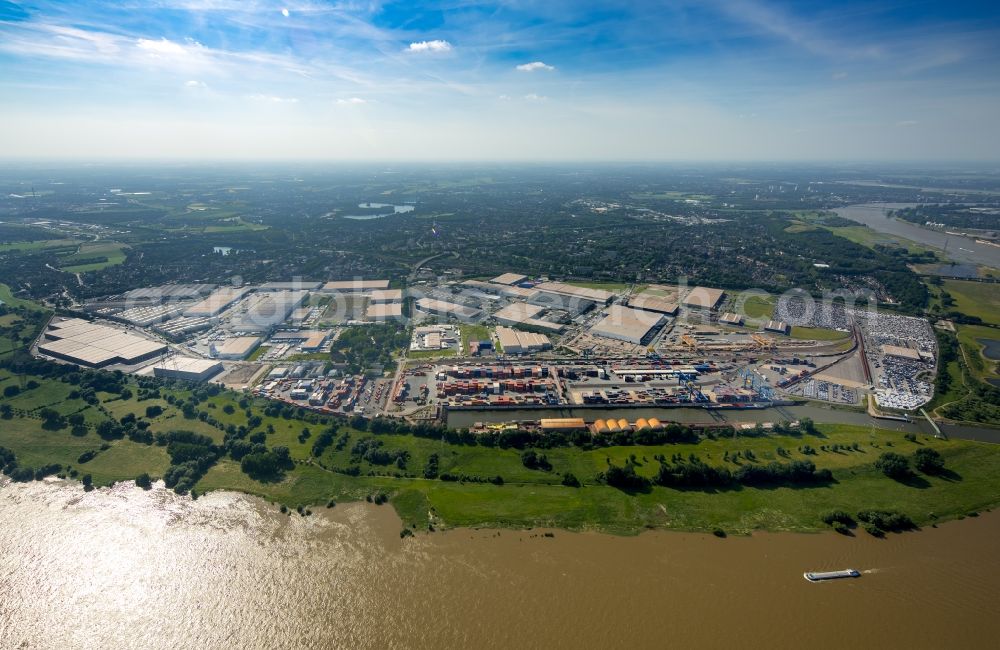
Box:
[2,1,999,161]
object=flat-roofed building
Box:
[228,291,308,333]
[882,344,922,361]
[682,286,725,311]
[629,294,679,316]
[368,289,403,303]
[764,320,790,334]
[123,284,215,302]
[415,298,481,322]
[321,279,390,292]
[495,326,552,354]
[301,331,331,352]
[719,312,744,326]
[183,287,252,318]
[366,302,403,320]
[589,305,666,345]
[490,272,528,286]
[461,280,539,300]
[154,316,211,339]
[214,336,261,360]
[533,281,614,305]
[38,319,167,368]
[113,303,185,327]
[258,281,323,291]
[493,302,545,326]
[152,356,223,382]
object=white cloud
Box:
[498,94,510,100]
[336,97,368,105]
[832,71,848,80]
[185,80,207,88]
[896,120,919,127]
[524,93,547,101]
[516,61,554,72]
[136,37,202,58]
[248,94,299,103]
[407,40,451,53]
[281,8,290,17]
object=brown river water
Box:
[3,478,999,649]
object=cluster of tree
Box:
[0,446,62,483]
[159,431,220,494]
[423,453,439,479]
[350,437,409,469]
[330,323,409,374]
[602,456,833,492]
[439,473,504,485]
[857,509,915,536]
[240,446,293,482]
[309,426,340,458]
[521,450,552,471]
[875,448,947,480]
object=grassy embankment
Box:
[3,363,1000,535]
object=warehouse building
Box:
[764,320,790,334]
[154,316,211,339]
[321,279,390,292]
[539,418,587,432]
[492,303,565,333]
[494,302,545,326]
[152,356,223,382]
[369,288,403,303]
[495,326,552,354]
[183,286,252,318]
[39,319,167,368]
[628,294,679,316]
[113,303,185,327]
[301,331,331,352]
[123,284,215,302]
[533,281,614,305]
[213,336,261,360]
[462,280,539,300]
[258,281,323,291]
[719,312,744,326]
[415,298,482,322]
[228,291,308,333]
[682,286,725,311]
[490,272,528,286]
[589,305,666,345]
[366,302,403,320]
[881,344,922,361]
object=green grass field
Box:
[790,326,851,341]
[58,242,129,273]
[0,238,83,253]
[0,283,45,311]
[741,294,775,320]
[942,280,1000,326]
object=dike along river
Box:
[3,479,1000,649]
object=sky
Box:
[1,0,999,161]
